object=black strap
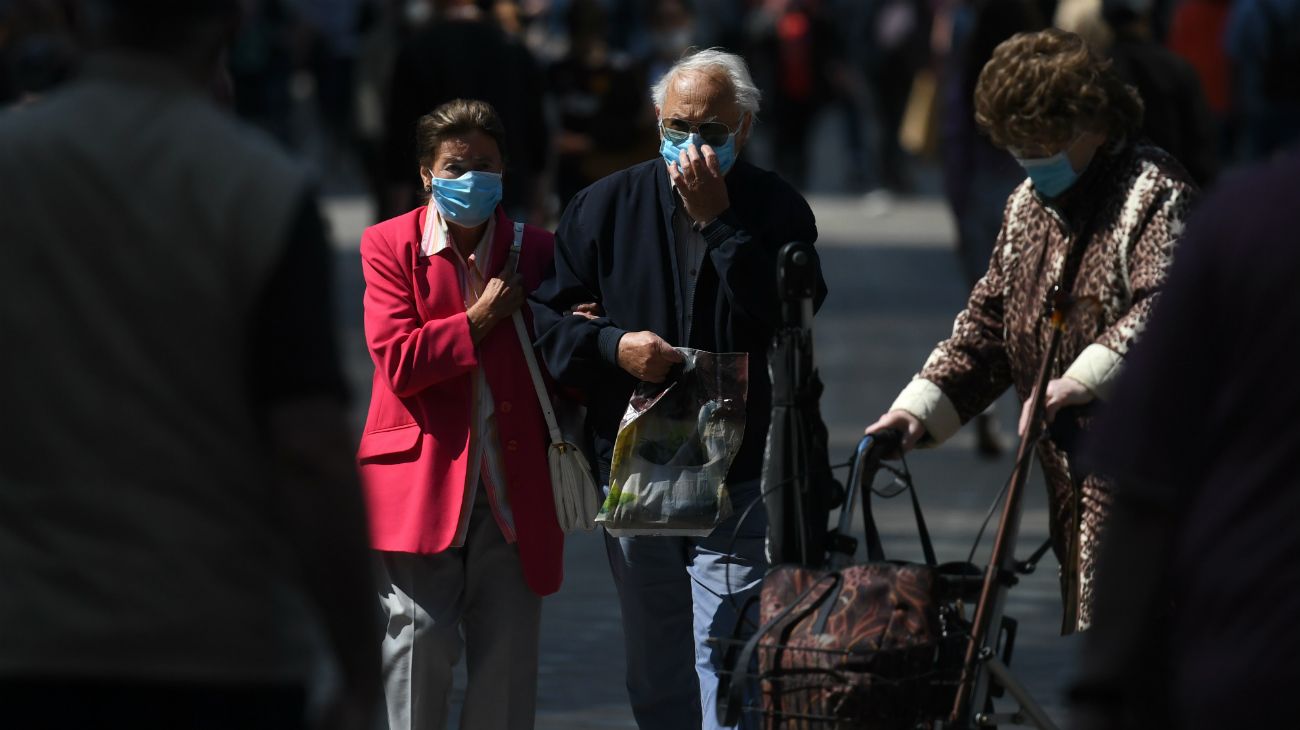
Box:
[850,434,937,567]
[717,573,840,727]
[1020,537,1054,573]
[905,465,939,567]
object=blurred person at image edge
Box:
[0,1,379,727]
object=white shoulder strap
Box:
[509,222,563,444]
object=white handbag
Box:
[507,222,601,533]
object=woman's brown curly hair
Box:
[974,28,1143,152]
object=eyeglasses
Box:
[659,117,739,147]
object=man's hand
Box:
[467,273,524,343]
[616,330,684,383]
[1018,376,1095,436]
[865,409,927,458]
[667,142,730,225]
[569,302,603,320]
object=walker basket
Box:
[714,592,973,729]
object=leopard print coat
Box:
[891,142,1197,633]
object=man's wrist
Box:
[691,206,728,232]
[598,325,628,366]
[699,210,736,246]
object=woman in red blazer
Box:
[357,99,562,730]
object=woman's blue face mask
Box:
[1014,135,1086,198]
[427,170,502,227]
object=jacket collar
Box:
[417,204,512,276]
[1036,139,1134,232]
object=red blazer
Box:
[357,205,563,596]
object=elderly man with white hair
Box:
[531,49,826,729]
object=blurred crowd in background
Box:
[3,0,1298,228]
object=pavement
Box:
[322,191,1081,729]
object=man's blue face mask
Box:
[659,118,741,176]
[427,170,503,228]
[1013,135,1087,198]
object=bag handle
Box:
[506,221,564,446]
[847,433,937,566]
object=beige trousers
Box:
[375,488,541,730]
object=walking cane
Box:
[948,287,1093,728]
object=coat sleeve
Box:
[361,227,478,398]
[701,185,827,331]
[1063,180,1196,401]
[529,190,625,386]
[894,212,1016,445]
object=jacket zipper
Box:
[684,269,699,347]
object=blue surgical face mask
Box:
[660,130,738,176]
[1014,137,1085,198]
[427,170,502,227]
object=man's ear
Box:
[736,112,753,149]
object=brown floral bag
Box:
[718,434,975,729]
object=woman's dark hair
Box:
[974,28,1143,151]
[415,99,508,167]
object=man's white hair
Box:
[650,48,762,117]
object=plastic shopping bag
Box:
[598,348,748,537]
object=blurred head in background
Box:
[649,0,694,63]
[565,0,607,61]
[1101,0,1155,33]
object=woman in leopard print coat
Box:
[867,29,1197,633]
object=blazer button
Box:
[507,439,519,452]
[500,401,513,414]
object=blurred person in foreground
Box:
[0,1,379,728]
[865,28,1196,634]
[381,0,549,223]
[1070,146,1300,729]
[358,98,564,730]
[531,48,825,730]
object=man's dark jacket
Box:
[530,158,826,486]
